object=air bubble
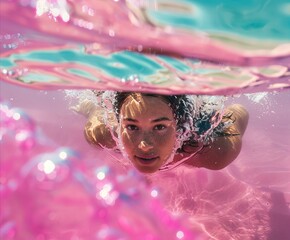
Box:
[121,74,140,85]
[128,74,140,82]
[108,30,115,37]
[150,189,158,198]
[8,70,16,76]
[2,69,8,75]
[176,230,184,239]
[2,43,17,49]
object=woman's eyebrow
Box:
[123,117,138,122]
[122,117,172,122]
[152,117,173,122]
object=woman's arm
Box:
[181,104,249,170]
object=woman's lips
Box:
[135,155,159,165]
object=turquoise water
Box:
[1,0,289,94]
[0,46,288,94]
[145,0,290,40]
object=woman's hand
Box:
[84,120,116,149]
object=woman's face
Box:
[119,94,177,173]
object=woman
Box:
[83,92,249,173]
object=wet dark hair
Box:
[113,92,192,134]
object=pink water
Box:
[2,81,290,239]
[1,1,290,239]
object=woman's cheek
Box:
[160,128,176,141]
[121,130,137,151]
[159,129,176,150]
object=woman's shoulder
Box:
[176,103,249,170]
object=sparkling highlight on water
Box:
[0,101,197,239]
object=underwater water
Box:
[1,0,290,239]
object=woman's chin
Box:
[135,166,159,174]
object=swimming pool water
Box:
[1,0,290,239]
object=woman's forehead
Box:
[120,94,174,118]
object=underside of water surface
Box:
[1,0,290,94]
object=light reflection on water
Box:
[1,0,290,94]
[1,0,290,239]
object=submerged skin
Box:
[84,94,249,173]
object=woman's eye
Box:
[126,125,139,131]
[154,124,166,131]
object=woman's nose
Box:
[138,140,154,152]
[138,131,154,151]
